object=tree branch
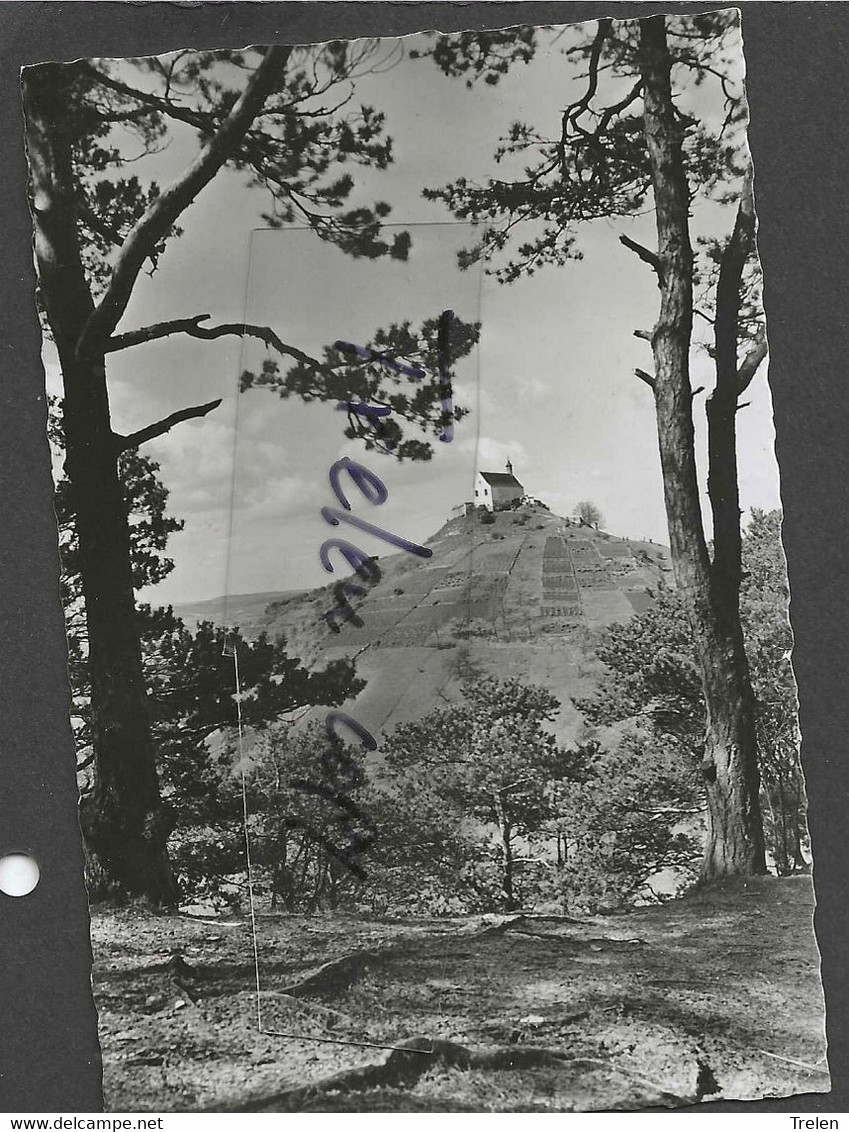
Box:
[737,329,767,395]
[76,201,124,248]
[562,18,612,152]
[105,314,215,351]
[77,46,292,358]
[106,313,335,377]
[77,62,211,130]
[76,751,95,773]
[619,234,664,281]
[114,398,222,452]
[635,367,656,390]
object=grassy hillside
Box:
[233,503,673,744]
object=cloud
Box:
[516,374,551,401]
[475,436,529,471]
[146,412,238,518]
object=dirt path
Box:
[92,876,828,1111]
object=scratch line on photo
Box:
[226,644,432,1054]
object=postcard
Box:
[21,12,828,1112]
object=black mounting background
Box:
[1,1,845,1113]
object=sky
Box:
[44,20,782,608]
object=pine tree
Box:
[418,14,768,876]
[24,46,475,900]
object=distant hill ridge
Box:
[172,590,304,634]
[178,503,672,745]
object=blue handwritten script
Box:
[437,309,455,443]
[292,316,456,876]
[288,711,378,879]
[333,340,426,382]
[334,309,455,452]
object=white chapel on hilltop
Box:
[474,460,524,512]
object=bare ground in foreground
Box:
[91,875,829,1112]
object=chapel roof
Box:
[479,471,523,488]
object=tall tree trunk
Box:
[272,831,289,911]
[24,65,177,903]
[495,792,515,910]
[777,773,790,876]
[792,808,808,873]
[704,178,767,877]
[763,772,788,876]
[638,18,765,878]
[707,184,752,609]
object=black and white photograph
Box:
[22,11,828,1112]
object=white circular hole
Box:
[0,853,40,897]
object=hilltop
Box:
[178,502,674,745]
